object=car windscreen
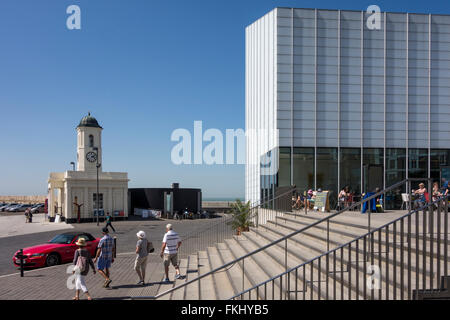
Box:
[49,234,75,244]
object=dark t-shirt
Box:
[73,248,95,276]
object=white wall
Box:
[245,9,278,205]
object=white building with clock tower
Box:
[47,113,129,223]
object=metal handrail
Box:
[175,187,297,259]
[229,193,449,300]
[145,180,410,300]
[132,186,296,300]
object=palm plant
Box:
[228,199,254,235]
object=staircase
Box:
[141,179,449,300]
[149,208,448,300]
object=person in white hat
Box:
[135,230,149,285]
[72,237,96,300]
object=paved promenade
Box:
[0,214,74,239]
[0,252,175,300]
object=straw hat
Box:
[75,238,87,246]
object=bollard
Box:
[19,249,24,277]
[113,237,117,259]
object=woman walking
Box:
[72,237,96,300]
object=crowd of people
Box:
[291,178,450,212]
[71,223,182,300]
[292,188,324,210]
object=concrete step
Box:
[215,242,253,299]
[272,216,450,264]
[284,211,449,242]
[206,246,235,300]
[198,250,216,300]
[264,219,445,285]
[224,237,284,299]
[158,257,188,300]
[254,223,443,299]
[184,254,200,300]
[249,226,361,299]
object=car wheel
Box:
[45,253,60,267]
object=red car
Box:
[13,232,100,268]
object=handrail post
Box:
[408,180,412,212]
[242,259,245,293]
[327,220,330,252]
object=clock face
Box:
[86,151,97,163]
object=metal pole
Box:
[20,249,24,277]
[96,163,99,226]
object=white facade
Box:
[246,7,450,206]
[48,114,129,222]
[245,9,278,206]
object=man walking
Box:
[160,224,182,282]
[93,227,115,288]
[135,230,149,285]
[105,212,116,232]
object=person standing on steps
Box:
[105,212,116,232]
[93,227,115,288]
[160,224,182,283]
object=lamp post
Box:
[93,147,101,226]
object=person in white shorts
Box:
[160,224,182,282]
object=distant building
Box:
[48,113,129,223]
[128,184,202,217]
[246,7,450,208]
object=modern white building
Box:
[48,113,129,223]
[246,7,450,208]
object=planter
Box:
[236,226,250,235]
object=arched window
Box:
[89,135,94,147]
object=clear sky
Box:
[0,0,449,199]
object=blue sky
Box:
[0,0,449,198]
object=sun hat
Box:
[166,223,173,230]
[75,238,87,246]
[137,230,146,239]
[307,189,313,194]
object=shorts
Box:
[97,257,111,271]
[134,256,148,272]
[163,253,178,268]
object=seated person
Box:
[304,189,315,208]
[338,186,349,208]
[432,182,442,202]
[413,183,427,208]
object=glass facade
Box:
[317,148,338,208]
[408,149,428,189]
[430,149,450,182]
[363,148,384,193]
[293,148,314,191]
[340,148,361,194]
[246,8,450,206]
[275,147,450,209]
[278,147,291,187]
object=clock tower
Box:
[76,112,103,174]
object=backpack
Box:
[146,240,154,253]
[75,250,88,274]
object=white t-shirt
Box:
[162,230,181,255]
